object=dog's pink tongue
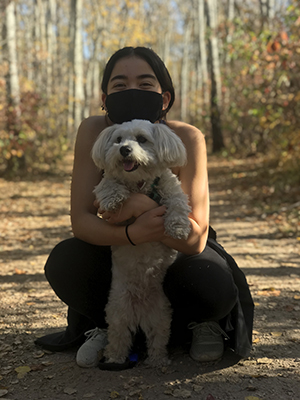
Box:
[123,160,135,171]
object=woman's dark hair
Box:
[101,47,175,118]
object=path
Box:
[0,154,299,400]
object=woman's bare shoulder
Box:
[166,120,206,147]
[76,115,107,143]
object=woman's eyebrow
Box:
[137,74,157,80]
[110,74,157,82]
[110,74,127,82]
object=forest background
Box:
[0,0,299,195]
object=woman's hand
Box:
[96,193,159,225]
[126,205,167,245]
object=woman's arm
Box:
[167,122,210,254]
[131,122,209,255]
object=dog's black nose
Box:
[120,146,131,157]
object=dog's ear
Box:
[91,125,118,170]
[152,124,187,167]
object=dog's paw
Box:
[100,195,127,212]
[104,355,127,364]
[164,219,191,240]
[103,346,128,364]
[106,357,126,364]
[144,356,171,368]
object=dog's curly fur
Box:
[92,120,191,366]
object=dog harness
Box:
[137,177,162,204]
[148,177,161,204]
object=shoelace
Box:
[84,327,107,341]
[188,322,229,339]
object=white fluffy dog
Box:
[91,119,191,366]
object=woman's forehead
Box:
[109,56,157,80]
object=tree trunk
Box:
[180,19,192,122]
[85,1,103,116]
[197,0,209,107]
[206,0,224,152]
[73,0,84,137]
[38,0,47,91]
[68,1,75,139]
[260,0,275,29]
[68,0,85,144]
[46,0,57,98]
[4,0,20,113]
[3,0,25,171]
[224,0,235,109]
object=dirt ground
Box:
[0,154,299,400]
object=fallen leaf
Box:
[0,345,12,352]
[41,361,53,366]
[129,389,141,396]
[173,389,192,398]
[15,365,31,379]
[294,295,300,300]
[14,268,27,275]
[0,389,8,398]
[110,391,120,399]
[270,331,282,337]
[33,351,45,358]
[245,397,262,400]
[64,387,77,395]
[257,288,281,297]
[253,337,260,343]
[43,350,53,355]
[246,386,257,391]
[30,364,45,371]
[284,304,295,312]
[193,384,203,393]
[256,357,272,364]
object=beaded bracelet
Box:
[125,224,136,246]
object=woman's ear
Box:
[101,93,107,110]
[162,91,171,111]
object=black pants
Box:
[42,236,238,347]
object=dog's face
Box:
[92,120,187,180]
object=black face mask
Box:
[105,89,164,124]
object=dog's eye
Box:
[116,136,122,144]
[136,135,147,144]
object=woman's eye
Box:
[140,82,152,88]
[137,135,147,144]
[116,137,122,143]
[113,83,126,89]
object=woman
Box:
[36,47,253,368]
